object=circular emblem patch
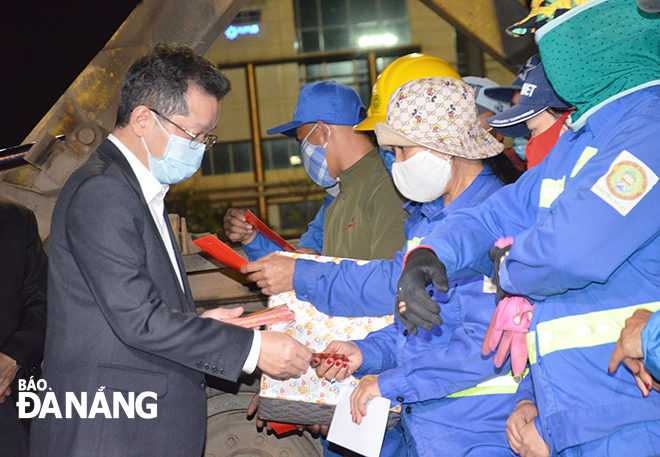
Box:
[372,94,381,111]
[606,161,647,200]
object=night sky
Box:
[0,1,141,148]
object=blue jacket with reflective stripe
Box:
[420,86,660,454]
[295,167,514,456]
[242,195,332,261]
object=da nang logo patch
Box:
[592,150,658,216]
[606,161,647,200]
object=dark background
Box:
[0,0,142,148]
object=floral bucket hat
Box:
[506,0,596,36]
[374,77,503,160]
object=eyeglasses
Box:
[150,109,218,150]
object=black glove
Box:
[396,247,449,335]
[488,244,513,301]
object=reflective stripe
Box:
[406,237,424,251]
[570,146,598,178]
[527,330,537,365]
[539,176,566,208]
[536,302,660,358]
[447,371,526,398]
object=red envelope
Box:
[193,235,248,271]
[244,210,296,251]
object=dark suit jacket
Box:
[30,139,254,457]
[0,197,47,379]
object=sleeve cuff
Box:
[242,330,261,374]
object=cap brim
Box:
[374,123,421,149]
[484,86,522,104]
[266,120,303,137]
[353,116,378,131]
[486,104,550,138]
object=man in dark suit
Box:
[30,44,313,457]
[0,197,47,457]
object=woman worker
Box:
[314,76,517,456]
[486,61,572,170]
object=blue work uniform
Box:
[296,166,516,456]
[242,196,332,261]
[418,86,660,456]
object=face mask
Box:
[142,112,206,185]
[301,124,339,189]
[391,149,452,203]
[537,0,660,130]
[512,137,529,161]
[525,111,570,169]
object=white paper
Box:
[326,384,391,457]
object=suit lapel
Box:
[98,140,195,312]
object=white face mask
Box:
[391,149,452,203]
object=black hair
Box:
[484,153,525,185]
[115,43,231,128]
[360,130,378,148]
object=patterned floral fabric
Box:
[258,253,399,425]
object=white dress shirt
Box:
[108,135,260,373]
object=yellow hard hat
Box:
[355,53,462,131]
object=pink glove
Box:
[482,237,533,377]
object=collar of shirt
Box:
[108,134,169,207]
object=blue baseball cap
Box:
[484,54,541,104]
[486,62,571,138]
[267,81,366,137]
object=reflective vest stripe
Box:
[406,237,425,251]
[539,176,566,208]
[533,301,660,360]
[527,330,538,365]
[447,370,526,398]
[570,146,598,178]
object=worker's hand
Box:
[224,208,257,244]
[350,375,381,424]
[507,400,543,455]
[0,352,19,404]
[294,247,320,255]
[240,253,295,296]
[312,340,362,381]
[608,308,659,396]
[200,305,244,321]
[246,393,270,430]
[396,247,448,335]
[258,331,313,379]
[489,237,514,301]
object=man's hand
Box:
[507,400,549,457]
[312,340,363,381]
[200,306,244,321]
[350,375,381,424]
[240,253,296,295]
[224,208,257,244]
[258,331,313,379]
[396,247,448,335]
[0,352,19,404]
[609,308,659,396]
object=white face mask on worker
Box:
[392,149,452,203]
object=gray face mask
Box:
[512,137,529,161]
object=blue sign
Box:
[225,24,260,40]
